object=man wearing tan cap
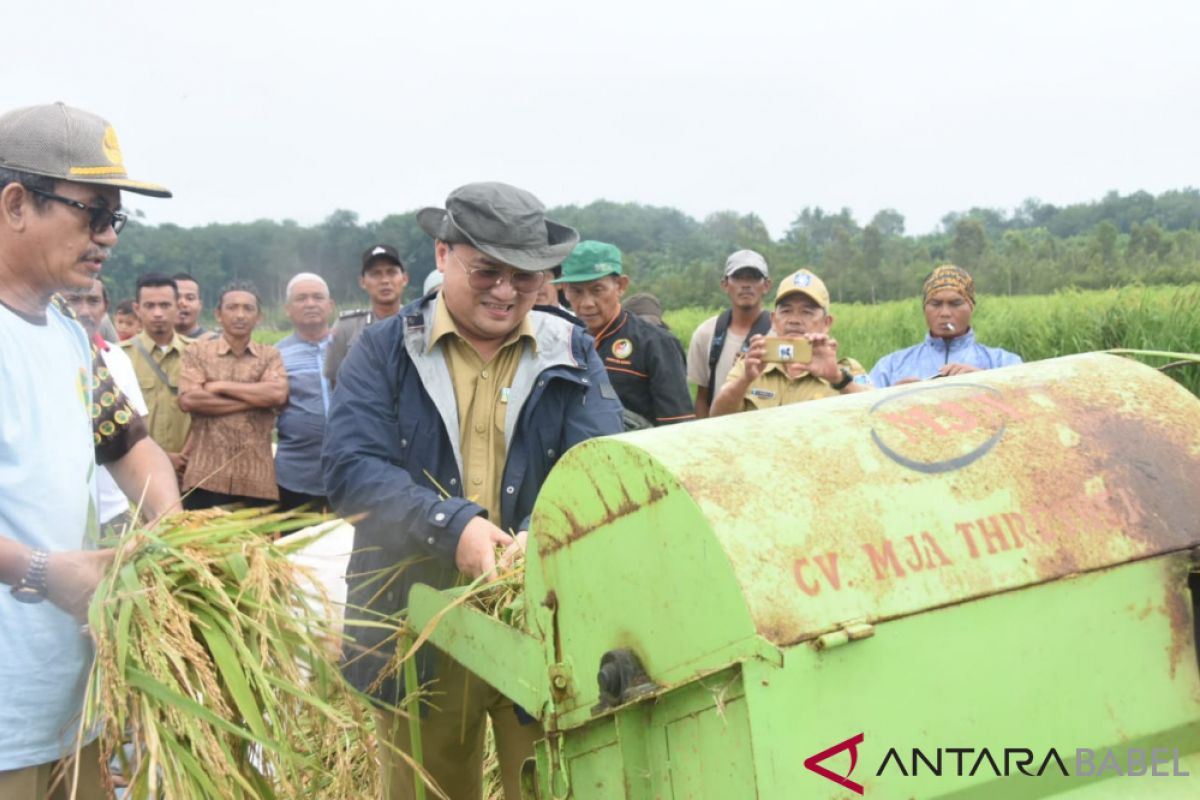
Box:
[710,268,871,416]
[0,102,179,799]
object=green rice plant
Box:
[80,507,381,800]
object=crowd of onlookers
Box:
[65,239,1023,539]
[1,101,1026,800]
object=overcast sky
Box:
[9,0,1197,237]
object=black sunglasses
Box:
[29,188,127,234]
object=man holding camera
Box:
[710,269,870,416]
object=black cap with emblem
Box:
[361,244,404,274]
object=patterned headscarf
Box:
[923,265,975,306]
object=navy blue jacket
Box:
[322,294,623,700]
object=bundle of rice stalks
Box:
[467,547,526,627]
[81,507,379,799]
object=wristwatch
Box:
[830,367,854,391]
[10,549,50,604]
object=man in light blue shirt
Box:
[870,264,1022,388]
[275,272,335,510]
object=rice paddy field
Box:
[664,284,1200,395]
[252,284,1200,394]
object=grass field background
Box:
[663,284,1200,395]
[255,284,1200,394]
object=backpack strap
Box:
[707,309,772,395]
[750,309,773,338]
[706,310,733,396]
[131,338,179,396]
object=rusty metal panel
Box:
[537,354,1200,647]
[685,353,1200,644]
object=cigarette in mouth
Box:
[946,323,956,332]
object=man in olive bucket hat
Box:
[323,182,623,799]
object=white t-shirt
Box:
[686,315,749,396]
[0,301,98,770]
[96,343,149,524]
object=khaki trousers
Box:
[377,653,542,800]
[0,741,107,800]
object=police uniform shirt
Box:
[324,308,374,389]
[593,308,695,426]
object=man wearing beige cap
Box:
[686,249,774,418]
[710,268,871,416]
[0,102,179,799]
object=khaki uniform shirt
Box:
[429,300,535,527]
[178,337,288,500]
[723,356,868,412]
[120,330,193,453]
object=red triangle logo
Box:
[803,733,865,795]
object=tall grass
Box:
[253,285,1200,392]
[664,284,1200,394]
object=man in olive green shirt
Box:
[429,294,534,519]
[121,273,192,469]
[324,182,624,800]
[711,268,871,416]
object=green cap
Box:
[554,240,623,283]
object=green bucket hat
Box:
[0,102,171,197]
[554,240,623,283]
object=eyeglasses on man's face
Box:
[29,188,127,234]
[451,249,546,294]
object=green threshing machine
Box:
[410,353,1200,798]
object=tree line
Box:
[103,188,1200,317]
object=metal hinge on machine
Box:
[815,620,876,651]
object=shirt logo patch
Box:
[750,388,776,399]
[612,339,633,359]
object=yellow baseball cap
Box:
[775,269,830,309]
[0,102,171,197]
